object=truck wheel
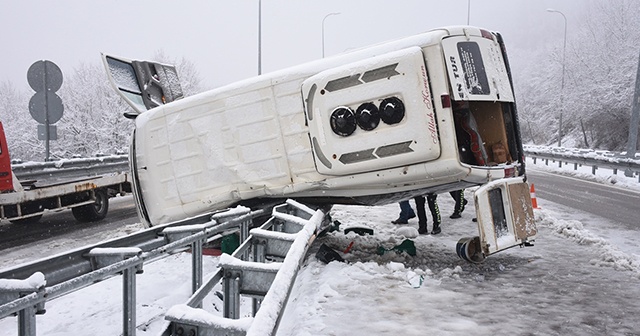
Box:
[10,214,43,225]
[72,188,109,222]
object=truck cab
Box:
[0,122,14,193]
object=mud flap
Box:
[471,177,536,259]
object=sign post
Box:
[27,60,64,161]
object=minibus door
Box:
[101,53,183,118]
[457,177,537,262]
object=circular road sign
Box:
[29,91,64,124]
[27,60,63,92]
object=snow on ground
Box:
[1,159,640,335]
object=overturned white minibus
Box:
[103,26,536,262]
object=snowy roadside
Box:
[278,197,640,335]
[526,156,640,192]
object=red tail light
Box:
[504,167,516,177]
[441,94,451,108]
[480,29,494,41]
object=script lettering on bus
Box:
[420,65,439,144]
[420,65,433,110]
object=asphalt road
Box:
[2,169,638,267]
[3,170,638,248]
[526,168,640,229]
[0,195,139,252]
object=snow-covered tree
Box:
[0,81,41,161]
[153,50,206,96]
[53,62,135,158]
[515,0,640,150]
[0,53,204,161]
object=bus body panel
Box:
[302,47,440,176]
[114,26,531,236]
[442,35,515,102]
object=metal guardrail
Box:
[161,200,324,336]
[524,146,640,182]
[11,155,129,183]
[13,148,638,186]
[0,205,262,336]
[0,199,324,336]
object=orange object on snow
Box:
[343,241,355,254]
[530,183,540,209]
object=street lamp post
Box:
[322,12,340,58]
[258,0,262,75]
[547,8,567,147]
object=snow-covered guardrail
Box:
[162,200,326,336]
[0,206,266,336]
[0,200,325,336]
[524,145,640,182]
[11,155,129,183]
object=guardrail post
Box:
[1,273,46,336]
[192,238,203,308]
[223,272,241,319]
[251,238,267,317]
[123,267,136,336]
[161,225,208,306]
[254,239,266,263]
[18,305,37,336]
[86,248,143,336]
[213,208,251,261]
[592,166,597,175]
[240,217,250,261]
[574,163,578,170]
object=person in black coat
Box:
[414,193,441,235]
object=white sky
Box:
[1,0,584,91]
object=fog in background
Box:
[0,0,586,89]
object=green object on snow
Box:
[221,233,240,254]
[376,239,416,256]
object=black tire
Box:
[10,214,43,225]
[72,188,109,222]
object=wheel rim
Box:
[94,191,107,214]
